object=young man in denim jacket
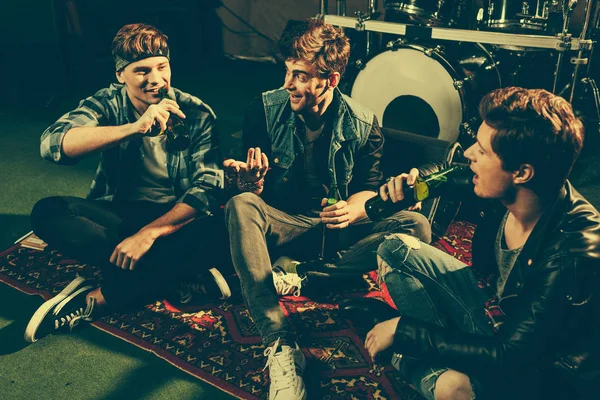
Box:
[354,88,600,399]
[25,23,229,343]
[223,19,431,400]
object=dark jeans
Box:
[224,192,432,346]
[30,196,229,308]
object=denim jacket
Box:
[241,87,383,211]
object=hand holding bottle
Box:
[365,164,474,221]
[380,168,423,212]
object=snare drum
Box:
[350,42,501,142]
[384,0,461,26]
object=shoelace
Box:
[54,297,96,331]
[263,339,298,389]
[178,282,205,304]
[273,271,305,297]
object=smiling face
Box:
[116,56,171,114]
[283,59,335,115]
[465,122,517,200]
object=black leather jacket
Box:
[392,179,600,397]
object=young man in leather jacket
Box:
[353,87,600,399]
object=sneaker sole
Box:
[208,267,231,300]
[24,276,88,343]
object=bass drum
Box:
[351,42,502,142]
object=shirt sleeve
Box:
[349,115,384,194]
[178,103,226,215]
[40,92,111,165]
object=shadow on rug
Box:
[0,222,475,399]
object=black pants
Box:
[30,196,230,308]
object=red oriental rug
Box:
[0,221,475,399]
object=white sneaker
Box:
[272,256,305,297]
[263,338,307,400]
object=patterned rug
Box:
[0,222,475,399]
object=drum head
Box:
[351,48,463,142]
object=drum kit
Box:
[318,0,599,144]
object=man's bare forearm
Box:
[62,124,138,158]
[137,202,200,240]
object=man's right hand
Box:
[380,168,422,211]
[223,147,269,183]
[133,98,186,135]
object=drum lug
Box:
[386,38,406,50]
[460,122,476,139]
[424,47,438,57]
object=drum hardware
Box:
[336,0,347,16]
[354,2,382,57]
[567,0,597,102]
[386,37,408,49]
[320,0,329,15]
[322,15,587,50]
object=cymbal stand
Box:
[337,0,347,16]
[320,0,328,15]
[552,0,578,94]
[569,0,597,102]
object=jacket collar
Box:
[275,87,360,142]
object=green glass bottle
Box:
[320,183,340,261]
[365,164,474,221]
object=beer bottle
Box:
[320,183,341,261]
[150,88,191,152]
[365,164,474,221]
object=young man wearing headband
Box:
[24,23,229,343]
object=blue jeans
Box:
[377,234,494,399]
[224,193,431,346]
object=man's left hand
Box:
[319,199,361,229]
[365,317,401,361]
[109,231,156,270]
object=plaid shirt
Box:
[40,83,224,215]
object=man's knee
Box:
[224,192,264,220]
[434,370,474,400]
[376,233,421,281]
[30,196,65,238]
[382,211,432,244]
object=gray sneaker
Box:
[177,267,231,304]
[263,338,307,400]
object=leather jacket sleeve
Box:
[392,249,583,377]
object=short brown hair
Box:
[479,87,584,195]
[278,19,350,77]
[111,24,169,71]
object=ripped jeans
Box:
[377,234,494,400]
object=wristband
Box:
[237,175,264,192]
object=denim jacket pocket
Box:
[269,148,295,184]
